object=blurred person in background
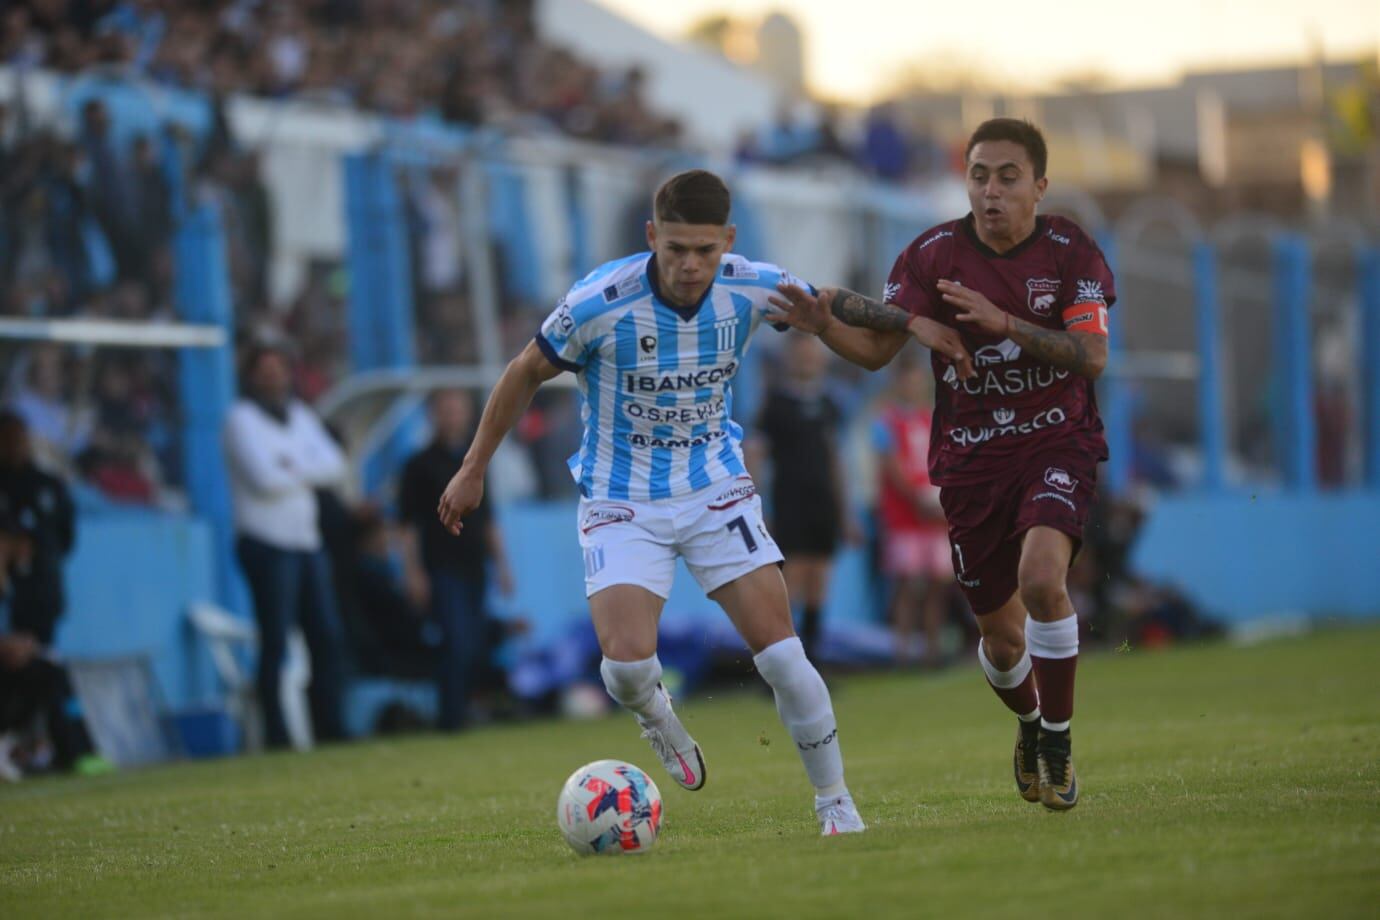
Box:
[398,388,514,731]
[871,355,952,667]
[223,341,349,748]
[0,410,75,647]
[750,332,850,663]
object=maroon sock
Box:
[988,670,1039,718]
[1031,655,1077,724]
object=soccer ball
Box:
[556,759,662,855]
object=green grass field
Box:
[3,627,1378,918]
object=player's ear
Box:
[1034,176,1049,201]
[723,223,736,252]
[645,220,656,251]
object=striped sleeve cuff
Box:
[534,333,583,373]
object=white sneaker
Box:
[0,734,23,783]
[816,793,866,836]
[637,684,706,791]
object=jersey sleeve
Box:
[1060,232,1117,336]
[534,294,589,372]
[884,246,940,319]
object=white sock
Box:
[977,642,1040,721]
[599,655,670,725]
[754,637,846,797]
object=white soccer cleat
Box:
[816,793,866,836]
[637,685,706,791]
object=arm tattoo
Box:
[1009,318,1106,378]
[830,288,912,332]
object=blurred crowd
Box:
[1,0,683,147]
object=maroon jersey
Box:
[885,214,1116,486]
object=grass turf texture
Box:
[3,627,1378,918]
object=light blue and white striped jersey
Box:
[535,252,811,502]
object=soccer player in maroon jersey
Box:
[770,118,1113,810]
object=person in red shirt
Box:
[771,118,1112,811]
[872,355,953,667]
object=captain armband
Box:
[1061,302,1109,336]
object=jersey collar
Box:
[961,213,1044,259]
[646,254,715,322]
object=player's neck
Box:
[973,215,1038,255]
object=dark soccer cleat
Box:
[1014,719,1041,803]
[1037,727,1078,811]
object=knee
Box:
[1018,565,1069,620]
[981,628,1025,671]
[599,655,660,705]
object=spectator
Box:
[751,333,851,662]
[223,340,349,748]
[872,356,953,666]
[397,388,514,731]
[861,103,910,182]
[0,629,93,781]
[0,410,75,646]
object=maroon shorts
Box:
[938,451,1099,616]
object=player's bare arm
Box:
[938,279,1107,379]
[436,340,563,534]
[771,283,975,377]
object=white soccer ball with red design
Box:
[556,759,662,855]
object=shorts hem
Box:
[585,578,672,601]
[693,553,785,596]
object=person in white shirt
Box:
[223,342,349,747]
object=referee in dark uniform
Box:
[751,333,849,662]
[398,389,513,731]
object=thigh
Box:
[297,549,343,640]
[237,537,297,644]
[707,562,795,654]
[589,583,666,661]
[940,484,1021,617]
[1012,457,1099,558]
[680,479,784,596]
[578,499,677,600]
[975,590,1027,648]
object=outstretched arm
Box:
[437,340,564,534]
[771,283,976,377]
[936,280,1106,378]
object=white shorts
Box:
[577,476,784,599]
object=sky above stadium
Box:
[593,0,1380,101]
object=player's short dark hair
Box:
[654,169,731,225]
[965,118,1048,180]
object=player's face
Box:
[647,220,735,306]
[966,140,1047,247]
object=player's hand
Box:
[907,315,976,380]
[768,283,834,335]
[938,280,1011,337]
[437,467,484,536]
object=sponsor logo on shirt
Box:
[973,338,1023,366]
[1044,467,1078,493]
[1026,278,1060,316]
[624,397,726,424]
[546,300,575,337]
[943,364,1071,396]
[721,261,758,280]
[1075,279,1106,306]
[947,407,1069,447]
[917,230,953,251]
[626,429,728,450]
[580,504,636,534]
[993,407,1016,425]
[883,281,902,304]
[707,478,757,511]
[638,335,658,363]
[603,275,645,302]
[1045,227,1071,246]
[624,361,739,393]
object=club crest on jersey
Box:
[1044,468,1078,493]
[1026,278,1060,316]
[715,318,738,352]
[992,407,1016,425]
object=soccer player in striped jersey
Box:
[437,170,864,836]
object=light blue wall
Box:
[56,512,221,712]
[1129,492,1380,623]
